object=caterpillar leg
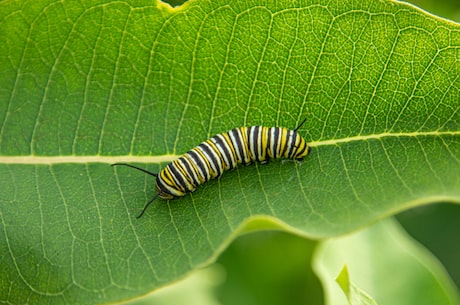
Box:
[136,193,160,219]
[111,163,159,218]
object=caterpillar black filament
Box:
[112,119,310,218]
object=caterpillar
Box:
[112,119,310,218]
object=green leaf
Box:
[397,203,460,287]
[314,218,460,305]
[0,0,459,303]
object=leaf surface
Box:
[0,0,459,303]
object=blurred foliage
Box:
[408,0,460,22]
[215,232,323,305]
[397,203,460,290]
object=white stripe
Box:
[176,158,197,191]
[269,127,276,158]
[249,126,256,161]
[187,149,209,182]
[228,128,245,163]
[196,144,219,178]
[158,172,183,196]
[212,134,235,169]
[181,154,201,186]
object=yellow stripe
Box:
[259,126,268,161]
[183,153,205,184]
[239,127,251,163]
[160,167,175,186]
[187,148,209,183]
[173,159,194,190]
[221,132,238,165]
[283,129,292,158]
[207,138,232,171]
[206,139,224,163]
[193,146,215,177]
[278,128,287,157]
[159,167,185,196]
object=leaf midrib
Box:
[0,130,457,164]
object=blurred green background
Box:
[396,204,460,290]
[408,0,460,22]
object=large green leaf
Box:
[0,0,459,303]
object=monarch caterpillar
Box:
[112,119,310,218]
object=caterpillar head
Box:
[290,132,310,161]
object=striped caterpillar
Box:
[113,119,309,218]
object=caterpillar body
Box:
[113,119,310,218]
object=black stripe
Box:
[187,149,210,181]
[167,162,187,192]
[257,126,264,161]
[176,158,194,184]
[199,142,223,177]
[296,141,308,157]
[266,127,271,159]
[156,178,176,197]
[272,127,280,158]
[280,129,291,157]
[252,126,260,161]
[247,127,253,160]
[241,128,251,163]
[178,157,198,189]
[213,134,236,169]
[183,154,202,184]
[223,132,239,168]
[230,128,246,164]
[158,167,183,196]
[206,139,225,171]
